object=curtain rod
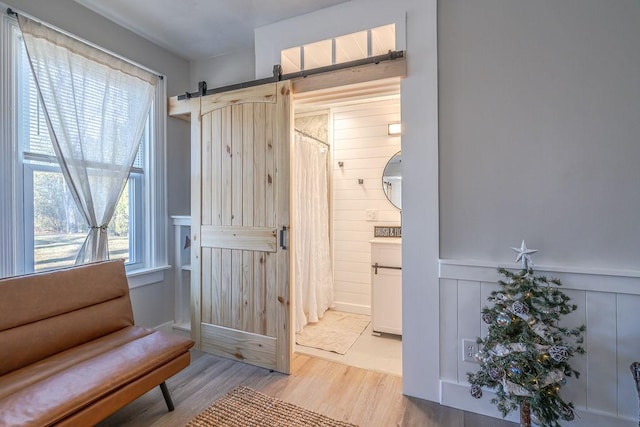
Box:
[295,129,329,148]
[5,7,164,80]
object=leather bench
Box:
[0,260,194,426]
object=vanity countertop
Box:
[370,237,402,244]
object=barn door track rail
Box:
[178,50,405,101]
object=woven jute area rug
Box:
[186,386,357,427]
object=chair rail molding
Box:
[439,258,640,295]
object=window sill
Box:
[127,264,170,289]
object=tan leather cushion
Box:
[0,260,130,331]
[0,326,153,400]
[0,328,194,427]
[0,260,134,375]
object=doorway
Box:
[291,78,402,376]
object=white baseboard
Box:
[154,321,191,339]
[154,321,175,332]
[332,301,370,315]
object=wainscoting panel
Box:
[586,292,617,414]
[617,293,640,419]
[456,280,482,383]
[439,260,639,426]
[439,278,458,382]
[552,288,587,409]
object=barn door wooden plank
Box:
[201,112,213,325]
[274,81,291,373]
[242,104,255,333]
[210,109,223,326]
[253,103,267,335]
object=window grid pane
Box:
[281,47,301,74]
[302,39,332,70]
[335,31,368,64]
[370,24,396,56]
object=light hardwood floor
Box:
[99,351,516,427]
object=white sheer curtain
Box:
[293,132,334,333]
[18,15,157,264]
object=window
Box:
[280,24,396,74]
[0,13,166,278]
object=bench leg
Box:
[159,382,175,412]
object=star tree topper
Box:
[511,240,538,270]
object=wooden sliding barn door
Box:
[192,81,291,373]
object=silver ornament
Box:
[482,312,494,324]
[508,363,523,376]
[530,412,541,425]
[512,301,529,315]
[560,405,575,421]
[496,313,511,327]
[489,367,504,381]
[549,346,569,362]
[469,384,483,399]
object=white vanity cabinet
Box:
[370,238,402,335]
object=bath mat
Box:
[296,310,370,354]
[186,386,357,427]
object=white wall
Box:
[190,48,255,90]
[4,0,191,328]
[331,98,401,314]
[254,0,440,401]
[438,0,640,270]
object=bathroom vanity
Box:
[370,238,402,335]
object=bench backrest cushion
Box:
[0,260,134,375]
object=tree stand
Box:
[520,400,531,427]
[631,362,640,426]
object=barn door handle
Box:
[280,226,288,250]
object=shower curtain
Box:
[293,132,334,333]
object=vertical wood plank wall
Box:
[331,98,401,314]
[439,263,640,426]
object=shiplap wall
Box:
[331,97,401,314]
[439,261,640,427]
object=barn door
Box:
[192,81,291,373]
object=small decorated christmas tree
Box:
[467,242,585,427]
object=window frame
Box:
[0,10,168,284]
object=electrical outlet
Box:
[462,339,479,363]
[365,209,378,221]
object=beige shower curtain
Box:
[293,132,334,333]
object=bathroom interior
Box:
[291,78,403,377]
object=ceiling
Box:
[73,0,351,61]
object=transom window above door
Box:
[280,24,395,74]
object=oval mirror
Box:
[382,151,402,210]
